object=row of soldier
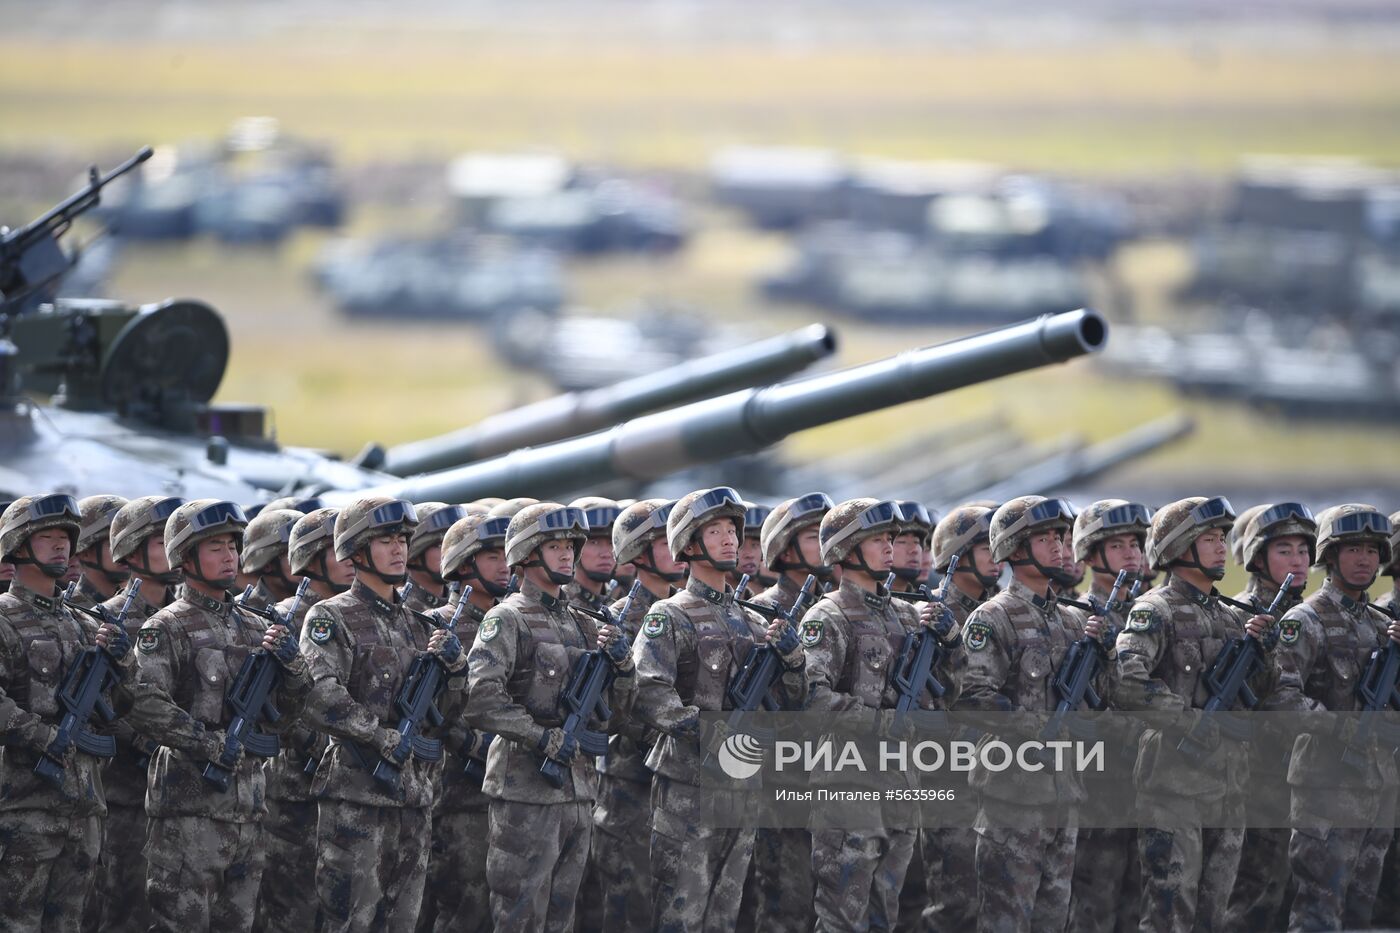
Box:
[0,488,1397,932]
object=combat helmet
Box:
[1241,502,1317,577]
[1229,504,1269,566]
[932,504,998,586]
[761,493,834,576]
[819,498,901,571]
[894,500,936,547]
[441,511,512,596]
[612,498,683,582]
[240,508,301,575]
[409,502,469,562]
[1073,499,1151,571]
[743,503,772,542]
[570,496,622,584]
[667,487,746,567]
[489,498,539,521]
[505,502,589,584]
[1387,510,1400,578]
[110,497,185,586]
[1146,496,1235,578]
[164,500,247,582]
[1314,504,1392,570]
[0,495,82,575]
[287,508,341,584]
[989,496,1073,564]
[76,495,128,555]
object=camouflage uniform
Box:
[417,588,491,933]
[93,578,167,933]
[591,579,667,932]
[958,578,1093,932]
[0,577,132,932]
[1374,516,1400,929]
[466,571,632,933]
[631,567,807,932]
[805,570,964,932]
[1115,575,1271,933]
[130,579,311,931]
[68,573,114,612]
[1263,572,1396,931]
[299,575,463,933]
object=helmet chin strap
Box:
[354,550,407,586]
[465,558,510,598]
[521,555,574,587]
[1008,547,1068,588]
[409,555,445,586]
[14,542,72,580]
[182,559,236,592]
[81,547,129,586]
[128,544,182,586]
[1173,541,1227,582]
[582,568,613,585]
[634,553,686,584]
[689,538,736,572]
[774,546,833,580]
[303,552,350,595]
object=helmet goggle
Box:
[1079,502,1151,539]
[1155,496,1235,557]
[166,500,248,558]
[682,487,743,527]
[525,506,590,538]
[1000,497,1075,542]
[617,501,675,557]
[339,500,418,545]
[422,504,468,534]
[580,505,622,534]
[2,494,80,538]
[788,492,834,524]
[824,499,902,555]
[1331,510,1392,537]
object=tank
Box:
[347,308,1108,503]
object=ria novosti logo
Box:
[717,732,766,780]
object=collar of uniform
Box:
[8,579,59,611]
[1318,576,1369,615]
[179,583,231,615]
[838,576,889,611]
[76,574,112,604]
[1166,574,1217,607]
[686,575,730,606]
[567,583,604,608]
[1242,575,1286,613]
[1005,577,1056,612]
[349,577,399,616]
[950,587,981,614]
[416,586,447,609]
[518,575,565,610]
[777,574,805,603]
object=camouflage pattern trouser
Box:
[0,810,101,933]
[593,773,654,932]
[650,775,754,932]
[316,799,429,933]
[752,828,815,933]
[974,821,1076,933]
[1137,822,1243,933]
[811,826,916,932]
[418,807,490,933]
[1374,829,1400,927]
[94,802,149,932]
[145,814,264,932]
[487,798,591,933]
[920,827,979,931]
[1067,827,1140,933]
[1222,828,1289,932]
[892,840,923,933]
[255,796,319,933]
[1287,824,1392,931]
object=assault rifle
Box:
[540,581,643,787]
[1177,573,1294,762]
[886,554,962,728]
[1040,570,1132,742]
[202,579,310,792]
[1342,600,1400,772]
[37,580,142,789]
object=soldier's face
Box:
[737,537,762,576]
[368,533,408,575]
[578,537,616,577]
[0,561,12,582]
[539,538,576,575]
[1334,541,1380,588]
[971,542,1002,581]
[82,541,124,575]
[144,534,173,574]
[474,547,510,588]
[1193,528,1228,571]
[694,518,738,563]
[28,528,71,565]
[422,544,443,576]
[1264,536,1311,583]
[326,553,356,587]
[192,533,239,586]
[1026,529,1064,569]
[794,527,823,569]
[856,531,894,573]
[648,538,684,576]
[1099,533,1143,575]
[892,532,924,572]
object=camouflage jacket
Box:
[264,588,326,803]
[1261,578,1397,790]
[564,580,611,615]
[466,577,630,804]
[1114,575,1274,800]
[1373,584,1399,614]
[750,574,810,618]
[402,580,450,615]
[957,578,1096,804]
[131,583,311,822]
[1235,575,1304,617]
[631,575,806,786]
[804,576,964,714]
[300,578,463,810]
[0,580,135,815]
[596,580,668,783]
[99,578,169,809]
[71,573,119,611]
[432,591,492,813]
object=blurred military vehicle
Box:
[491,304,758,390]
[96,118,345,244]
[448,152,688,254]
[1,149,1109,506]
[311,231,565,321]
[1182,156,1400,321]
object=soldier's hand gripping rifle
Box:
[1177,573,1295,762]
[203,579,311,792]
[373,585,472,794]
[886,554,963,730]
[706,573,817,770]
[1,147,152,320]
[37,580,143,789]
[538,581,643,788]
[1341,600,1400,773]
[1039,570,1132,743]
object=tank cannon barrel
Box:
[382,323,838,475]
[341,309,1108,504]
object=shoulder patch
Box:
[478,617,500,642]
[308,618,334,644]
[1125,609,1156,633]
[964,621,992,651]
[800,618,824,647]
[641,613,667,638]
[1278,618,1301,645]
[136,629,160,654]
